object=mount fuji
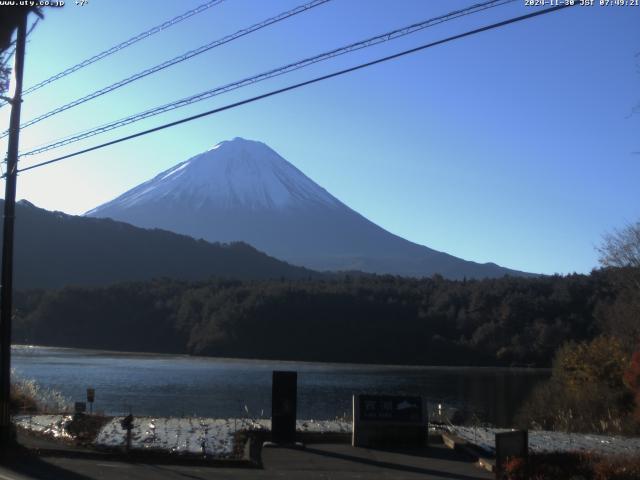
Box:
[86,137,528,279]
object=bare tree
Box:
[599,221,640,269]
[0,49,13,97]
[597,221,640,350]
[598,221,640,289]
[0,7,41,98]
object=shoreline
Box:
[11,344,552,372]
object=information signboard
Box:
[358,395,422,422]
[352,394,427,448]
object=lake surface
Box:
[12,345,550,426]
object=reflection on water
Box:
[12,345,549,426]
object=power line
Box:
[18,0,515,156]
[0,0,226,109]
[12,3,577,177]
[1,0,331,138]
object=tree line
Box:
[12,267,633,368]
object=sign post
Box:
[87,388,95,414]
[74,402,86,414]
[120,414,134,452]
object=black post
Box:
[271,371,297,444]
[120,414,134,452]
[0,13,28,446]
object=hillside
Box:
[1,199,317,289]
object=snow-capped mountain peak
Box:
[86,137,529,279]
[87,137,340,214]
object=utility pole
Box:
[0,12,27,446]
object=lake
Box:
[11,345,550,426]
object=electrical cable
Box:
[0,0,226,109]
[11,3,577,177]
[18,0,515,155]
[0,0,330,136]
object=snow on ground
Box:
[451,426,640,457]
[15,415,351,458]
[18,415,639,458]
[14,414,74,440]
[95,417,248,456]
[92,417,350,457]
[296,419,351,434]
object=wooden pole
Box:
[0,12,27,446]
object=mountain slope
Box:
[87,137,531,279]
[1,199,316,290]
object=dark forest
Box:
[13,267,636,367]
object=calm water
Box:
[12,345,550,426]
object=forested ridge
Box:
[13,267,633,367]
[0,200,317,289]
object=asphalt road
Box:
[0,442,491,480]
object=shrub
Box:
[623,346,640,424]
[504,452,588,480]
[591,454,640,480]
[516,337,636,434]
[10,370,70,414]
[503,453,640,480]
[555,337,629,394]
[502,456,527,480]
[10,378,38,413]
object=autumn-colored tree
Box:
[623,346,640,423]
[518,337,636,433]
[555,337,630,393]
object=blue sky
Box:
[0,0,638,275]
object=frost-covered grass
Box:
[96,417,242,456]
[95,417,352,456]
[16,412,640,460]
[11,370,71,413]
[450,425,640,457]
[16,415,352,458]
